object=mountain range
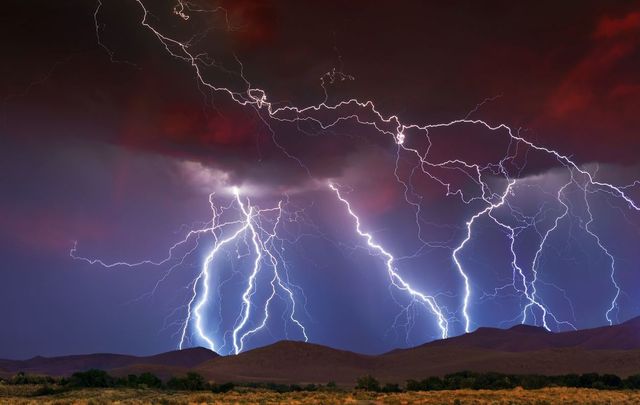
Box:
[3,317,640,384]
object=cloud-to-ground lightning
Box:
[73,187,309,354]
[73,0,640,353]
[330,183,449,339]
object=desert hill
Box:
[3,317,640,384]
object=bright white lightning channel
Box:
[80,0,640,346]
[73,187,308,354]
[330,183,449,339]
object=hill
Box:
[3,317,640,383]
[0,347,217,378]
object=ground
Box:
[2,385,640,404]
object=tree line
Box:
[357,372,640,391]
[6,369,640,394]
[2,369,339,395]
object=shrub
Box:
[32,384,67,396]
[405,379,422,391]
[11,372,56,385]
[402,372,638,391]
[264,382,291,393]
[167,372,206,391]
[423,376,445,390]
[579,373,600,388]
[137,372,162,388]
[600,374,622,389]
[520,374,549,389]
[68,369,114,388]
[443,371,477,389]
[473,372,515,390]
[123,374,139,387]
[356,375,380,391]
[381,383,401,393]
[211,382,234,393]
[558,373,580,387]
[624,374,640,389]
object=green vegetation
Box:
[7,371,57,385]
[166,372,207,390]
[356,375,380,391]
[210,381,235,393]
[352,372,640,392]
[125,372,163,388]
[237,381,338,393]
[2,369,341,396]
[68,369,114,388]
[6,369,640,398]
[402,372,640,392]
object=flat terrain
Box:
[2,386,640,404]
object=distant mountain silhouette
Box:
[417,316,640,352]
[0,347,216,378]
[3,317,640,383]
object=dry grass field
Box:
[2,385,640,404]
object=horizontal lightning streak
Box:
[76,0,640,351]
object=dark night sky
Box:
[1,1,639,359]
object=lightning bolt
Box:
[330,183,449,339]
[73,0,640,352]
[73,187,309,354]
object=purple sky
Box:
[1,0,639,359]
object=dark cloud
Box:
[1,0,640,359]
[3,1,639,194]
[536,8,640,163]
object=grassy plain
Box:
[2,385,640,404]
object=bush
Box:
[423,376,445,390]
[32,384,68,396]
[600,374,622,389]
[443,371,477,389]
[167,372,206,391]
[211,382,234,393]
[381,383,401,393]
[625,374,640,389]
[265,382,291,393]
[578,373,600,388]
[11,372,56,385]
[116,372,162,388]
[402,372,640,391]
[122,374,139,387]
[356,375,380,391]
[405,379,422,391]
[68,369,114,388]
[557,373,580,387]
[472,372,515,390]
[138,372,163,388]
[405,377,445,391]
